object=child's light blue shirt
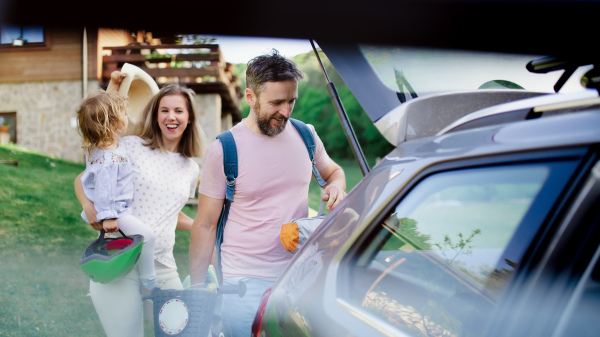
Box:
[80,142,134,223]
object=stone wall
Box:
[0,80,94,163]
[191,93,223,170]
[0,81,227,170]
[194,93,222,146]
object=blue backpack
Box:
[214,118,327,284]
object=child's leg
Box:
[117,215,157,289]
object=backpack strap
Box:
[213,120,325,284]
[214,130,237,285]
[289,118,327,187]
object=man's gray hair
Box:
[246,49,304,95]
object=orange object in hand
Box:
[280,222,300,253]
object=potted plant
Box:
[0,123,8,133]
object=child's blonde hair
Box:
[76,89,128,155]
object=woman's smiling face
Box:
[157,94,190,151]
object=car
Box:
[250,40,600,337]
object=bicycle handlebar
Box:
[141,280,247,301]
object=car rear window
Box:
[359,45,592,98]
[343,160,578,337]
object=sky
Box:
[211,35,316,64]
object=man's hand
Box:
[322,184,347,212]
[318,161,347,212]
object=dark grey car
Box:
[251,42,600,337]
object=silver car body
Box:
[254,43,600,337]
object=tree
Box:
[231,50,395,163]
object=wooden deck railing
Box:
[102,44,242,121]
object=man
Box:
[189,49,346,337]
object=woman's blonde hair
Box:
[76,89,127,155]
[137,83,205,158]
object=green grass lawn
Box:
[0,143,367,336]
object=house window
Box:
[0,25,47,49]
[0,112,17,144]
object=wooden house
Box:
[0,25,242,163]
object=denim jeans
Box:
[221,277,274,337]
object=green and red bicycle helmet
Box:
[79,229,143,283]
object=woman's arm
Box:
[177,211,194,231]
[74,172,102,231]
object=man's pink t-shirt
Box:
[198,120,331,281]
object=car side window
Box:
[344,161,578,337]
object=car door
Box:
[328,147,598,337]
[485,155,600,337]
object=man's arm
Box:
[318,160,347,211]
[189,194,224,287]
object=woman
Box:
[74,80,206,337]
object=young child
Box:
[76,73,157,289]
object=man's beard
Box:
[254,101,288,137]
